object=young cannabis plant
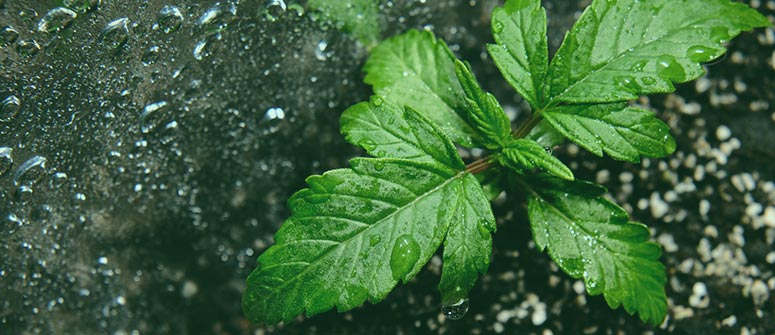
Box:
[243,0,771,325]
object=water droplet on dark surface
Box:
[441,298,469,320]
[99,18,130,50]
[157,5,184,33]
[1,95,21,122]
[38,7,77,33]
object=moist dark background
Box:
[1,1,773,334]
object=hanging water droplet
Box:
[261,0,287,22]
[63,0,101,13]
[0,147,12,177]
[99,18,130,50]
[1,26,19,45]
[157,5,184,33]
[1,94,21,122]
[38,7,77,33]
[389,234,420,281]
[13,156,48,186]
[441,298,469,320]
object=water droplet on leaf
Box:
[492,20,504,33]
[687,45,716,63]
[358,139,377,151]
[390,234,420,281]
[369,235,381,246]
[441,298,469,320]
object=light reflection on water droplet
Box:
[99,18,130,50]
[13,156,48,186]
[157,5,184,33]
[1,94,20,122]
[38,7,77,33]
[441,298,469,320]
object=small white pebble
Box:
[699,199,711,217]
[573,280,586,295]
[721,315,737,327]
[658,234,679,253]
[689,282,710,308]
[650,192,669,218]
[531,307,547,326]
[704,225,719,239]
[716,125,732,141]
[493,322,504,334]
[766,252,775,264]
[751,280,770,306]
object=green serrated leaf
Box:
[543,103,676,162]
[439,173,496,305]
[308,0,381,45]
[498,139,574,181]
[526,120,565,148]
[487,0,548,110]
[341,98,464,168]
[545,0,771,106]
[454,60,513,149]
[364,30,478,147]
[243,103,493,325]
[522,176,667,325]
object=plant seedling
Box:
[243,0,771,326]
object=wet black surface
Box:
[1,1,773,334]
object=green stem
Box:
[465,156,496,174]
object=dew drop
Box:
[260,107,285,134]
[1,94,21,122]
[614,75,640,91]
[629,60,648,72]
[639,76,657,86]
[195,2,237,35]
[369,235,381,246]
[441,298,469,320]
[370,96,384,107]
[157,5,184,33]
[687,45,716,63]
[140,101,170,133]
[0,147,12,177]
[315,40,331,61]
[261,0,287,22]
[38,7,77,33]
[13,156,48,186]
[99,18,130,50]
[390,234,420,281]
[656,55,685,81]
[358,139,377,151]
[141,46,160,66]
[492,20,504,33]
[1,26,20,45]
